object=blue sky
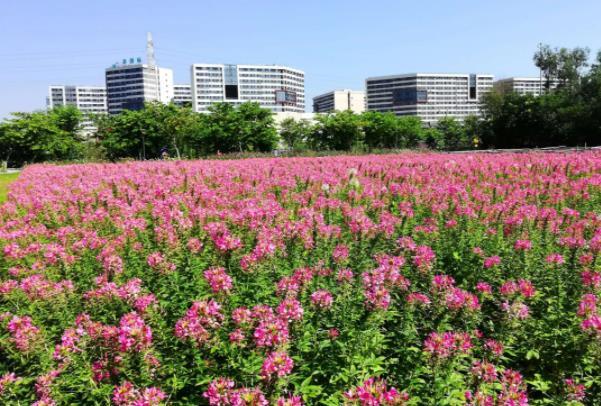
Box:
[1,0,600,119]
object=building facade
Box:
[47,85,107,134]
[312,89,365,113]
[105,60,174,114]
[366,73,494,125]
[190,64,305,113]
[493,77,559,96]
[173,84,192,106]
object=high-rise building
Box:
[365,73,494,125]
[105,60,174,114]
[46,85,107,134]
[493,77,560,96]
[190,63,305,113]
[312,89,365,113]
[173,84,192,107]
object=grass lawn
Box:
[0,172,19,203]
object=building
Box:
[365,73,494,125]
[312,89,365,113]
[173,84,192,107]
[493,77,559,96]
[273,112,317,125]
[190,63,305,113]
[46,85,107,134]
[105,59,174,114]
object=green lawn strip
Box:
[0,173,20,203]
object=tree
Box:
[279,118,313,150]
[463,115,482,149]
[312,111,364,151]
[235,102,279,152]
[0,107,83,166]
[185,102,278,156]
[436,117,468,151]
[534,44,590,93]
[534,43,559,92]
[395,116,424,149]
[556,46,590,91]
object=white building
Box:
[173,84,192,106]
[366,73,494,125]
[47,85,107,134]
[312,89,365,113]
[105,59,174,114]
[190,63,305,113]
[493,77,560,96]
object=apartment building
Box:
[46,85,107,134]
[173,84,192,106]
[366,73,494,125]
[493,77,560,96]
[190,63,305,113]
[312,89,365,113]
[105,59,174,114]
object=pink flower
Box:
[113,381,166,405]
[5,315,41,352]
[277,395,303,406]
[310,290,334,309]
[332,244,350,263]
[581,271,601,288]
[581,315,601,335]
[565,378,585,401]
[344,378,410,405]
[175,300,223,346]
[476,282,492,295]
[423,331,472,359]
[204,267,233,294]
[444,288,480,311]
[514,239,532,251]
[203,378,235,405]
[147,252,165,268]
[229,329,245,344]
[412,245,436,269]
[276,298,304,321]
[501,301,530,320]
[431,274,455,291]
[0,372,19,395]
[483,256,501,268]
[230,387,268,405]
[546,253,565,265]
[336,268,354,283]
[578,294,597,317]
[231,307,252,326]
[117,312,152,352]
[328,328,340,339]
[407,292,431,306]
[484,339,504,357]
[471,360,498,383]
[261,351,294,379]
[518,279,536,298]
[253,318,289,347]
[187,237,203,253]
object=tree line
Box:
[1,43,600,167]
[481,44,601,148]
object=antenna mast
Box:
[146,32,156,67]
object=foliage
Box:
[96,102,279,160]
[0,106,83,166]
[1,153,601,405]
[279,118,314,151]
[310,110,365,151]
[483,44,601,148]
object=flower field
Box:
[1,153,601,405]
